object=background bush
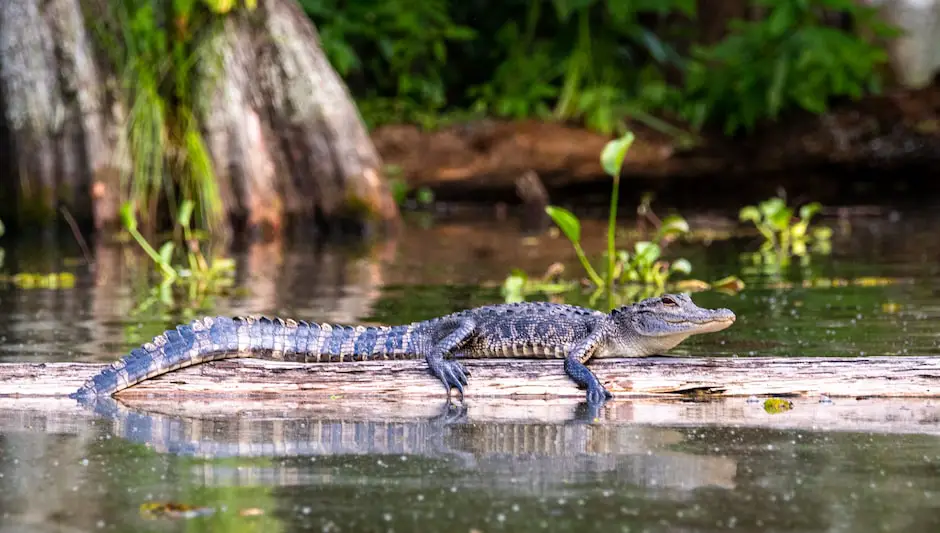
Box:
[299,0,895,136]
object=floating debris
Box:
[763,398,794,414]
[140,502,215,520]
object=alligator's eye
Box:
[662,296,678,307]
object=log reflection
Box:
[85,397,738,492]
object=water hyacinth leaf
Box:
[767,205,793,231]
[669,258,692,275]
[634,241,661,264]
[545,206,581,243]
[711,275,745,292]
[600,131,636,178]
[792,240,807,256]
[739,206,761,223]
[791,219,809,239]
[672,278,712,293]
[758,197,786,221]
[616,249,630,265]
[813,226,833,240]
[656,214,690,240]
[763,398,794,414]
[799,201,822,220]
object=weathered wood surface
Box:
[0,356,938,399]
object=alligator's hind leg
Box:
[425,319,476,401]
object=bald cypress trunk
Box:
[0,0,123,229]
[0,0,398,235]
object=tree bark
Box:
[0,0,123,229]
[0,0,398,234]
[695,0,749,45]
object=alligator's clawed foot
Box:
[436,360,471,402]
[578,385,612,423]
[585,383,613,404]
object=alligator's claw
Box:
[437,360,471,402]
[585,383,612,405]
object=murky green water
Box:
[1,208,939,532]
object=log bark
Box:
[0,0,398,233]
[1,356,938,399]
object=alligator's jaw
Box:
[667,310,736,335]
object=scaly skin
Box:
[70,293,735,405]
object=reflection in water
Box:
[1,399,939,533]
[87,397,738,494]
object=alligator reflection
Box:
[88,397,737,493]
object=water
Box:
[1,207,939,532]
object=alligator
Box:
[70,293,735,405]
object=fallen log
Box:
[0,356,938,399]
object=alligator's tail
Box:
[69,316,419,401]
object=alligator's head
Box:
[603,293,736,357]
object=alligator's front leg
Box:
[424,319,475,401]
[564,329,612,405]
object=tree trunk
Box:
[0,0,124,229]
[695,0,749,45]
[0,0,399,234]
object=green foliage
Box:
[201,0,257,14]
[92,0,228,233]
[739,196,833,273]
[121,200,235,309]
[385,167,436,209]
[503,131,742,309]
[0,217,78,290]
[300,0,894,137]
[5,273,77,290]
[501,264,578,304]
[679,0,898,134]
[467,0,695,136]
[299,0,699,134]
[763,398,794,414]
[299,0,476,128]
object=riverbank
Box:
[372,83,940,209]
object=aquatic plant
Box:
[90,0,257,235]
[503,131,743,309]
[739,196,833,270]
[763,398,794,414]
[121,199,235,310]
